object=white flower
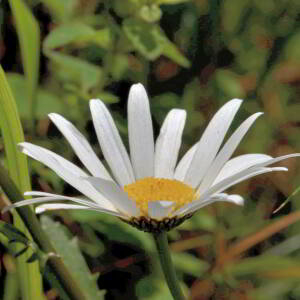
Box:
[4,83,300,232]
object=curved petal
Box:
[148,201,174,219]
[24,191,115,210]
[254,153,300,168]
[35,203,124,217]
[19,142,115,209]
[184,99,243,187]
[199,166,288,201]
[174,142,198,181]
[213,154,272,185]
[155,109,186,179]
[90,99,135,186]
[199,112,263,191]
[49,113,112,180]
[84,177,139,217]
[128,83,154,179]
[2,195,100,213]
[174,193,244,216]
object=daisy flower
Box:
[4,84,299,232]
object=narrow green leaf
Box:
[46,52,104,93]
[0,66,44,300]
[162,41,191,68]
[0,221,29,244]
[41,216,106,300]
[273,185,300,214]
[44,22,113,51]
[172,252,210,277]
[8,0,40,124]
[43,22,95,50]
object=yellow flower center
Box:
[124,177,197,216]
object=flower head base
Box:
[123,177,196,232]
[124,177,197,216]
[3,83,300,232]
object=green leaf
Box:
[215,69,245,98]
[172,252,210,277]
[44,22,95,50]
[273,185,300,214]
[40,0,78,22]
[136,276,173,300]
[41,216,106,300]
[284,31,300,60]
[0,67,31,189]
[9,0,40,123]
[162,40,191,68]
[94,92,120,104]
[0,66,44,300]
[7,73,64,119]
[0,221,28,244]
[123,18,190,67]
[44,22,113,51]
[110,54,129,80]
[123,19,165,60]
[47,52,104,93]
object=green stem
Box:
[153,232,185,300]
[0,163,86,300]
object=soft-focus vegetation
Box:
[1,0,300,299]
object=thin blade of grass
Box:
[0,66,44,300]
[8,0,40,131]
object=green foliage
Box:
[0,66,44,300]
[41,216,105,300]
[8,0,40,128]
[1,0,300,299]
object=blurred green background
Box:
[1,0,300,299]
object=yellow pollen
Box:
[123,177,197,216]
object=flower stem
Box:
[153,232,185,300]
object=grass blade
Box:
[8,0,40,131]
[0,66,44,300]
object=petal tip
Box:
[35,207,45,214]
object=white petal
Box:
[49,113,112,180]
[213,154,272,185]
[20,142,87,177]
[199,112,263,191]
[36,204,89,213]
[19,142,115,210]
[24,191,115,210]
[2,195,97,213]
[175,193,244,216]
[226,194,244,205]
[254,153,300,168]
[199,167,288,201]
[148,201,174,219]
[128,83,154,179]
[35,203,124,217]
[184,99,243,187]
[174,143,198,181]
[84,177,139,217]
[90,99,135,186]
[155,109,186,179]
